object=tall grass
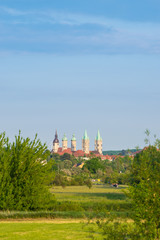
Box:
[0,210,133,219]
[0,185,132,219]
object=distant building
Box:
[62,134,68,151]
[53,130,59,153]
[82,130,90,154]
[95,130,102,154]
[71,134,76,152]
[52,130,106,158]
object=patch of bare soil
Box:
[0,218,87,223]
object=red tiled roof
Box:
[73,150,85,157]
[89,151,104,158]
[57,148,72,155]
[62,148,72,154]
[52,148,107,159]
[105,155,112,161]
[57,147,62,153]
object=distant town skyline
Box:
[52,129,103,157]
[0,0,160,150]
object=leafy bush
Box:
[96,219,139,240]
[83,158,104,173]
[0,132,55,210]
[94,146,160,240]
[128,146,160,239]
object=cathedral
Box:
[52,130,103,156]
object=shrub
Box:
[0,132,55,210]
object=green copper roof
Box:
[71,134,76,141]
[83,130,89,140]
[62,134,67,141]
[96,130,102,141]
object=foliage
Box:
[53,173,92,188]
[96,219,138,240]
[84,179,92,189]
[50,150,133,185]
[83,158,104,174]
[0,131,55,210]
[60,153,73,161]
[104,156,133,184]
[96,145,160,240]
[128,146,160,239]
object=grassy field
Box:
[0,220,103,240]
[50,185,132,218]
[52,185,127,202]
[0,185,131,239]
[0,185,132,219]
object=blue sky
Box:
[0,0,160,150]
[1,0,160,54]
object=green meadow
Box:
[0,221,103,240]
[0,185,131,239]
[51,185,132,218]
[52,185,127,201]
[0,185,131,219]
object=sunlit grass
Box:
[52,185,127,194]
[0,185,131,220]
[0,222,103,240]
[51,185,128,203]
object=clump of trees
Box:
[50,152,133,188]
[53,173,92,188]
[96,145,160,239]
[0,132,55,210]
[128,145,160,239]
[82,158,104,174]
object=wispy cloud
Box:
[0,6,160,54]
[0,6,112,26]
[0,6,156,28]
[0,6,32,16]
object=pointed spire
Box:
[96,130,102,141]
[97,130,100,140]
[53,130,59,143]
[83,130,89,140]
[55,130,58,138]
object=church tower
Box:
[62,134,68,151]
[95,130,102,154]
[53,130,59,153]
[71,134,76,152]
[82,130,90,154]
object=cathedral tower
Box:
[53,130,59,153]
[71,134,76,151]
[62,134,68,151]
[95,130,102,154]
[82,130,90,154]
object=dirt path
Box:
[0,218,87,223]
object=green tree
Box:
[0,131,55,210]
[83,158,104,174]
[63,160,72,169]
[95,146,160,239]
[60,153,72,161]
[84,179,92,189]
[128,146,160,239]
